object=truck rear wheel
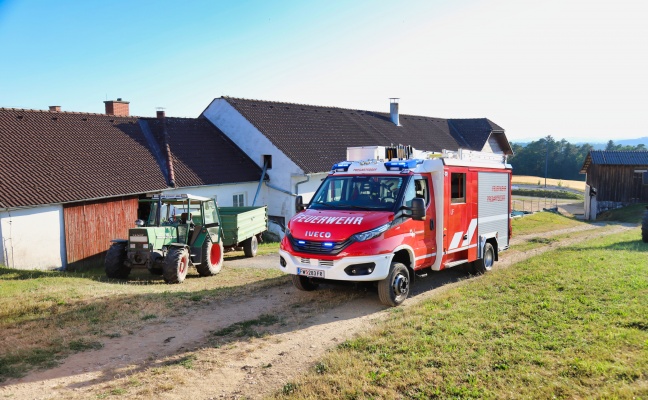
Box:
[105,242,130,279]
[642,208,648,243]
[378,262,410,307]
[243,235,258,257]
[196,238,224,276]
[163,247,189,284]
[292,275,319,291]
[472,242,495,275]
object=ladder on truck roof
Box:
[346,145,508,167]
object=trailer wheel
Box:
[105,242,130,279]
[292,275,319,291]
[163,247,189,284]
[472,242,495,275]
[378,262,410,307]
[642,208,648,243]
[196,238,224,276]
[243,235,258,258]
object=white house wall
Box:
[162,182,265,207]
[0,205,66,270]
[203,98,309,221]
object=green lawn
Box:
[275,228,648,399]
[511,210,584,236]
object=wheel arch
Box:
[391,245,415,279]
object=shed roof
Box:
[580,150,648,173]
[221,97,511,174]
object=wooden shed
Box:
[580,150,648,220]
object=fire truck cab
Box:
[279,146,512,306]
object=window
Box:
[233,193,245,207]
[309,175,405,211]
[403,177,428,208]
[451,173,466,203]
[263,155,272,169]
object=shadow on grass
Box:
[570,239,648,253]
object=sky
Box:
[0,0,646,143]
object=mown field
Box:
[512,175,586,192]
[0,243,284,381]
[274,213,647,399]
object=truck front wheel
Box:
[292,275,319,291]
[472,242,495,275]
[243,235,258,258]
[105,242,130,279]
[378,262,410,307]
[196,238,224,276]
[164,247,190,284]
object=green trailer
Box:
[219,206,268,257]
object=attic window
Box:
[263,154,273,169]
[16,115,23,120]
[51,117,58,121]
[109,119,115,123]
[82,117,88,121]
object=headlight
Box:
[352,223,391,242]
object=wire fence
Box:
[512,198,560,213]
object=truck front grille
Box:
[287,234,352,255]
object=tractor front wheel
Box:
[105,242,130,279]
[163,247,190,284]
[196,238,224,276]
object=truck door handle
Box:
[429,219,434,230]
[463,234,468,240]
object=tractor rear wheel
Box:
[105,242,130,279]
[642,208,648,243]
[163,247,189,284]
[196,238,224,276]
[243,235,258,258]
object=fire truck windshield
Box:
[309,175,406,211]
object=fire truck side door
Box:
[402,175,435,268]
[445,168,471,264]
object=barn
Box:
[580,150,648,220]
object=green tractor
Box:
[105,194,224,283]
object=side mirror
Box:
[295,195,306,213]
[411,198,425,220]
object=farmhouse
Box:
[580,150,648,219]
[203,97,513,225]
[0,101,263,270]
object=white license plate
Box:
[297,267,324,278]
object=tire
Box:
[163,247,190,284]
[378,262,410,307]
[105,242,130,279]
[472,242,495,275]
[292,274,319,291]
[196,238,224,276]
[147,251,164,275]
[243,235,258,258]
[642,208,648,243]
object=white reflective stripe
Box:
[415,253,437,261]
[449,231,463,249]
[479,214,509,224]
[446,244,477,254]
[462,218,477,247]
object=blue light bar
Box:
[331,161,352,172]
[298,240,306,245]
[322,242,334,248]
[384,159,422,171]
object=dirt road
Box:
[0,222,634,399]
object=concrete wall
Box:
[162,182,265,207]
[0,205,66,270]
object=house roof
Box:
[143,116,263,187]
[0,108,263,209]
[580,150,648,173]
[221,97,511,174]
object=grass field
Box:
[0,256,285,381]
[511,211,583,236]
[275,228,648,399]
[512,175,586,192]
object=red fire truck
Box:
[279,146,512,306]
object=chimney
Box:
[49,106,61,112]
[389,98,400,126]
[104,98,130,116]
[156,108,166,119]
